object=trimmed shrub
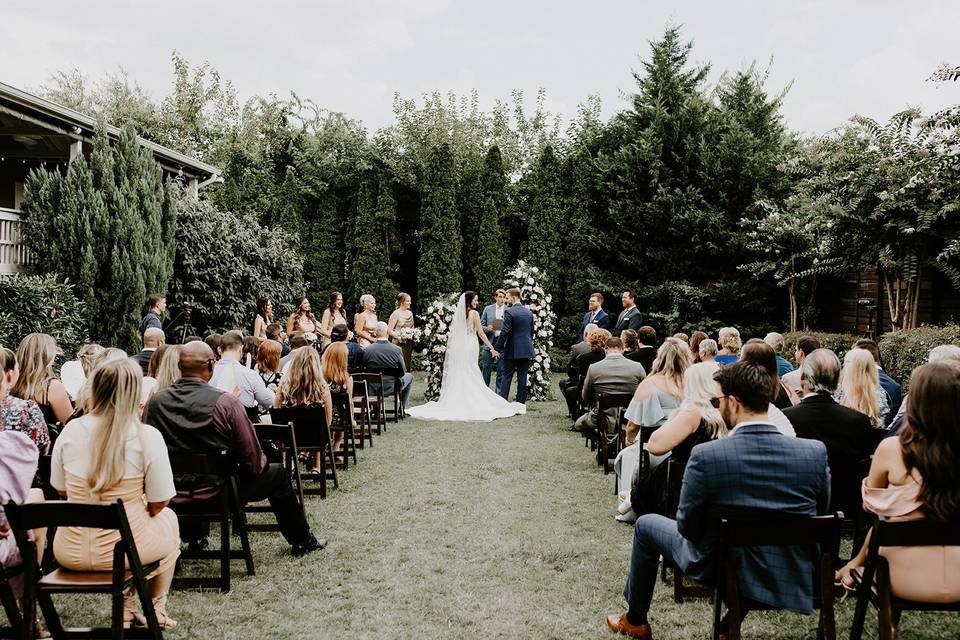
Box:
[168,197,305,336]
[879,325,960,391]
[550,348,570,374]
[0,274,86,365]
[782,331,861,367]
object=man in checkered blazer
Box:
[607,361,831,639]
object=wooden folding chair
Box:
[595,392,633,475]
[0,563,24,639]
[271,406,338,499]
[245,422,305,533]
[6,499,165,639]
[348,378,373,449]
[365,367,405,423]
[714,510,843,640]
[661,457,714,601]
[329,392,358,467]
[167,451,255,593]
[849,518,960,640]
[351,373,386,435]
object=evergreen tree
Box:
[303,192,345,302]
[522,145,563,292]
[475,197,505,300]
[347,177,397,312]
[457,162,484,289]
[417,143,462,309]
[560,147,599,319]
[275,166,306,236]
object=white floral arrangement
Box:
[504,260,556,401]
[394,327,421,344]
[419,295,458,401]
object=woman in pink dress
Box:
[836,360,960,610]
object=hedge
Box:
[782,331,861,368]
[0,273,86,365]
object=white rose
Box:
[535,355,543,362]
[527,277,534,285]
[538,330,547,337]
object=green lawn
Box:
[56,376,958,638]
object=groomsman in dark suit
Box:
[579,293,609,341]
[612,290,643,335]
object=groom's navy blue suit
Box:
[494,302,535,403]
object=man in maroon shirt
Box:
[144,341,325,556]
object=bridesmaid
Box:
[388,292,416,370]
[286,297,318,340]
[354,295,378,347]
[319,291,348,348]
[252,298,272,341]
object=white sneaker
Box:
[617,498,633,514]
[616,511,637,523]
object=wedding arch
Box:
[421,294,459,401]
[504,260,556,401]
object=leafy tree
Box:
[417,143,462,309]
[473,146,508,299]
[522,145,564,292]
[346,178,397,312]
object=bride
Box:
[407,292,526,422]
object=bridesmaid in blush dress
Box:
[388,292,416,371]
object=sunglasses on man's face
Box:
[710,395,726,408]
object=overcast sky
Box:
[2,1,958,136]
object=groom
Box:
[494,288,535,404]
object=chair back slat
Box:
[167,450,235,477]
[874,518,960,548]
[5,499,124,532]
[271,406,330,448]
[719,510,843,548]
[596,393,633,412]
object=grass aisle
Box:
[63,376,958,638]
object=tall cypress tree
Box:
[457,162,484,290]
[522,144,563,292]
[347,177,397,312]
[474,146,507,299]
[303,192,345,303]
[417,142,462,309]
[560,147,598,319]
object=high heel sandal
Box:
[135,595,177,630]
[834,566,859,602]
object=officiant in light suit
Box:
[480,289,507,392]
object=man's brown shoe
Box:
[605,613,652,638]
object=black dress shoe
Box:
[292,535,327,556]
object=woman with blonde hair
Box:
[12,333,73,427]
[623,337,690,445]
[50,358,179,628]
[354,294,378,347]
[618,362,726,520]
[60,343,105,400]
[275,348,334,471]
[716,327,742,365]
[388,292,416,370]
[0,346,50,451]
[72,348,130,418]
[152,347,181,396]
[321,342,354,454]
[836,347,889,427]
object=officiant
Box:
[481,289,507,391]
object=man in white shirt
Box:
[480,290,507,391]
[210,330,274,419]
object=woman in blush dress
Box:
[252,298,273,341]
[354,295,378,348]
[320,291,349,348]
[287,297,318,341]
[388,292,416,370]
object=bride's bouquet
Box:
[420,297,458,401]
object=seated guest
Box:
[715,327,742,365]
[564,329,610,420]
[141,344,174,411]
[672,332,689,345]
[621,329,640,359]
[561,323,598,417]
[887,344,960,436]
[698,339,718,363]
[853,338,901,425]
[739,339,798,436]
[783,349,881,517]
[13,333,73,427]
[322,343,355,453]
[623,337,688,445]
[634,327,658,374]
[275,347,336,463]
[836,348,889,428]
[0,346,50,451]
[362,322,414,410]
[781,335,821,396]
[836,361,960,610]
[60,343,105,401]
[764,332,794,377]
[256,339,283,393]
[133,328,165,376]
[619,362,726,520]
[324,323,365,372]
[279,331,310,374]
[51,359,180,629]
[574,337,647,434]
[265,323,290,358]
[144,341,325,556]
[606,361,830,638]
[688,331,708,363]
[72,349,130,418]
[204,333,222,361]
[0,430,45,603]
[210,330,275,420]
[242,335,260,369]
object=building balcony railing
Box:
[0,207,29,275]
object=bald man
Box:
[132,327,165,375]
[144,341,325,556]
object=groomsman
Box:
[613,290,643,335]
[579,293,610,341]
[480,289,507,391]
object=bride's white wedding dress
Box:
[407,294,526,422]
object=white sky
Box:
[2,0,958,136]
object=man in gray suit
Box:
[362,322,413,409]
[574,336,646,433]
[479,289,507,391]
